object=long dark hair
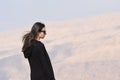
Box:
[22,22,45,52]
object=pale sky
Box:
[0,0,119,31]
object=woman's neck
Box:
[36,39,40,41]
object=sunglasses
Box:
[39,30,46,34]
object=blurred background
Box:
[0,0,120,80]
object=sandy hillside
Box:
[0,12,120,80]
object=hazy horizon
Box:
[0,0,119,31]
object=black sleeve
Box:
[32,45,55,80]
[42,45,56,80]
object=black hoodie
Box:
[23,39,55,80]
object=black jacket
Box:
[23,39,55,80]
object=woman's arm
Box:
[32,45,55,80]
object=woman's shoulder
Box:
[31,39,44,47]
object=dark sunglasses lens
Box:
[41,31,46,34]
[44,31,46,34]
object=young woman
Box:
[22,22,56,80]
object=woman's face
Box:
[37,27,46,39]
